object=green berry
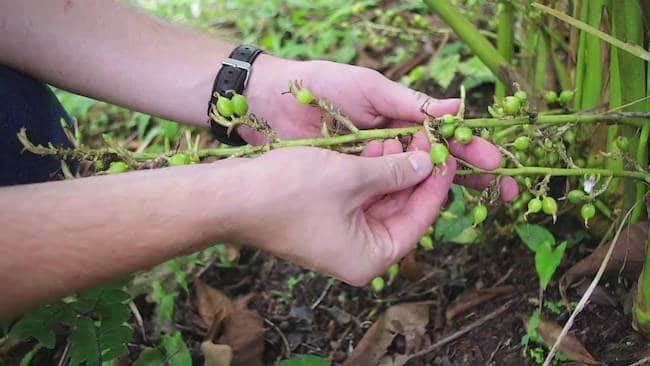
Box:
[429,143,449,165]
[168,153,191,166]
[454,127,473,144]
[231,93,248,117]
[534,146,546,159]
[567,190,585,204]
[544,91,558,103]
[581,203,596,223]
[106,161,129,174]
[439,123,456,139]
[547,151,559,166]
[503,96,522,115]
[544,138,554,149]
[480,129,491,140]
[216,96,234,118]
[441,114,456,124]
[387,263,399,280]
[559,90,574,104]
[514,90,528,103]
[472,204,488,225]
[616,136,629,151]
[419,235,433,250]
[371,277,385,292]
[563,130,575,144]
[513,136,530,151]
[527,198,542,213]
[542,196,558,215]
[296,88,314,105]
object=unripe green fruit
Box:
[559,90,574,104]
[439,123,456,139]
[231,94,249,117]
[106,161,129,174]
[296,88,314,105]
[514,90,528,103]
[581,203,596,222]
[454,127,473,144]
[371,277,385,292]
[429,143,449,165]
[544,91,558,103]
[567,190,585,204]
[387,263,399,280]
[419,235,433,250]
[527,198,542,213]
[563,130,575,144]
[216,96,234,118]
[542,196,558,215]
[168,153,191,166]
[441,114,456,124]
[513,136,530,151]
[616,136,629,151]
[534,146,546,159]
[472,204,488,225]
[503,96,522,115]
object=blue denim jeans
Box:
[0,65,74,186]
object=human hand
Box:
[242,55,459,143]
[232,131,517,285]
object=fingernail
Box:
[408,152,431,173]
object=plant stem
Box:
[455,167,650,183]
[422,0,522,88]
[496,0,514,97]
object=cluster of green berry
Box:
[428,113,476,166]
[543,89,574,106]
[214,93,249,119]
[370,262,400,293]
[488,90,528,118]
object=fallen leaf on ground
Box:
[445,285,517,321]
[522,315,598,365]
[343,302,429,366]
[201,341,233,366]
[193,280,264,366]
[560,222,647,300]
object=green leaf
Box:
[535,241,567,290]
[161,331,192,366]
[8,305,58,349]
[449,226,479,244]
[428,54,460,89]
[459,56,496,90]
[515,224,555,252]
[151,281,177,330]
[435,185,474,242]
[19,343,42,366]
[277,355,331,366]
[68,316,100,366]
[133,347,165,366]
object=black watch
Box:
[207,45,264,146]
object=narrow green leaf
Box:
[535,241,567,290]
[161,331,192,366]
[533,2,650,61]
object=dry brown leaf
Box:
[194,279,234,330]
[217,308,264,366]
[445,285,517,321]
[399,250,421,281]
[201,341,233,366]
[561,222,647,291]
[343,302,429,366]
[193,280,264,366]
[522,316,598,365]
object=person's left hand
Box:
[242,55,459,144]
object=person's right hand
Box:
[230,132,516,285]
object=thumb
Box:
[367,73,460,121]
[359,151,433,196]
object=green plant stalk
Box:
[572,0,589,110]
[533,2,650,61]
[454,166,650,182]
[495,0,514,98]
[605,3,623,194]
[633,229,650,335]
[613,0,646,222]
[534,32,549,93]
[580,0,603,110]
[550,40,571,91]
[421,0,520,87]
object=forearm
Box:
[0,160,249,320]
[0,0,279,126]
